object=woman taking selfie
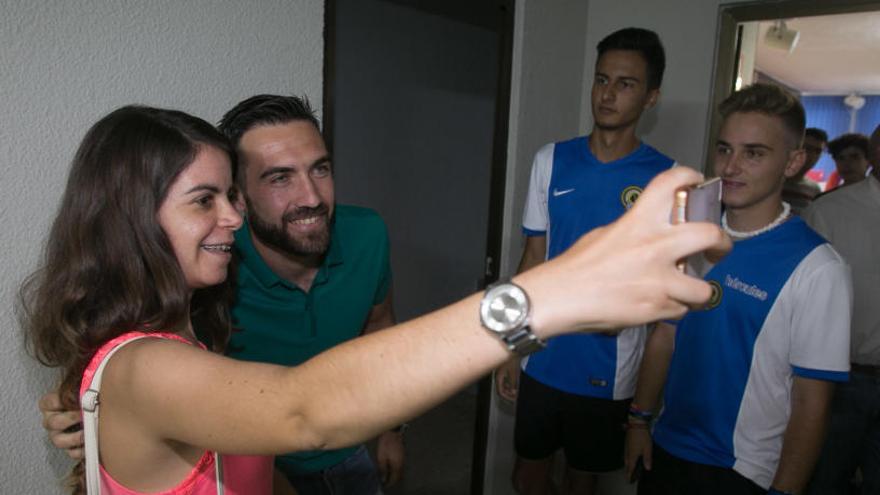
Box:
[23,105,728,494]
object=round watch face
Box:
[480,283,530,333]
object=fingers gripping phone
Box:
[672,177,722,275]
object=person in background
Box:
[804,124,880,495]
[827,133,870,189]
[496,27,673,495]
[782,127,825,214]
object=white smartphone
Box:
[673,177,722,274]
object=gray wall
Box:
[0,1,323,492]
[332,0,500,321]
[497,0,590,278]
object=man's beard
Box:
[247,200,332,257]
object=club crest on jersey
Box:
[620,186,642,209]
[705,280,723,309]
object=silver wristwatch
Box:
[479,281,546,356]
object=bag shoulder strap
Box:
[80,336,225,495]
[81,335,149,495]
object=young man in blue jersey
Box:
[626,83,852,495]
[495,27,674,495]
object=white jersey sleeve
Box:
[522,143,554,234]
[787,245,852,376]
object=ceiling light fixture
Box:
[844,93,866,110]
[764,20,800,54]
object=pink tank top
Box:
[80,331,273,495]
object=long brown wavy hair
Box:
[20,105,237,493]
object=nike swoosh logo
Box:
[552,188,575,197]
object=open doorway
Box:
[324,1,515,493]
[736,12,880,190]
[708,3,880,493]
[705,0,880,174]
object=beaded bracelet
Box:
[628,403,654,422]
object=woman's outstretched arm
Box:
[52,166,731,457]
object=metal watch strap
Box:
[502,325,545,356]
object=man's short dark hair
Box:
[719,83,805,147]
[217,95,321,183]
[805,127,828,144]
[596,28,666,90]
[218,94,320,149]
[828,133,869,159]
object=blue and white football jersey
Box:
[653,217,852,489]
[521,136,674,399]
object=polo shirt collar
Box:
[314,218,344,286]
[234,216,345,290]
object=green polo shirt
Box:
[228,204,391,474]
